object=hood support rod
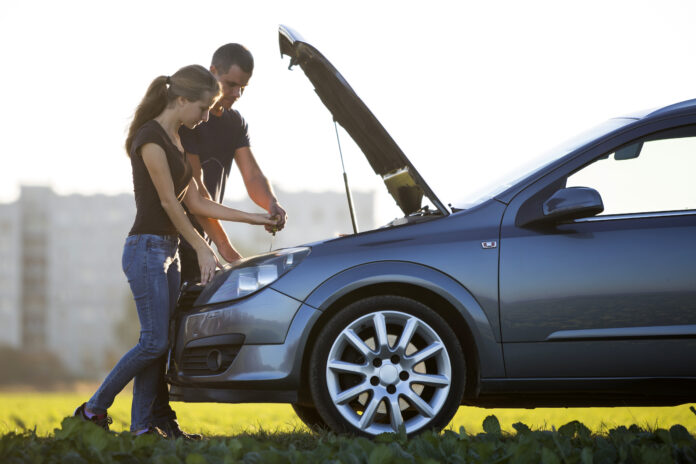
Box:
[334,120,358,234]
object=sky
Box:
[2,0,696,223]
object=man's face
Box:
[211,64,251,111]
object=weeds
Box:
[1,415,695,464]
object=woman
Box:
[73,65,277,435]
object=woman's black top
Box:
[128,120,192,236]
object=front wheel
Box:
[309,296,466,437]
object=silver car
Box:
[167,26,696,437]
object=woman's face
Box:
[179,93,216,129]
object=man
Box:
[180,43,287,282]
[151,43,287,439]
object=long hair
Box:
[125,64,221,155]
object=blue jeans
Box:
[87,234,180,431]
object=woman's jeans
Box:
[87,234,180,431]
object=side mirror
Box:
[542,187,604,222]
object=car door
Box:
[499,124,696,378]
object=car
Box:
[166,25,696,437]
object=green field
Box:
[1,393,694,437]
[2,393,695,463]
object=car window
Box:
[567,131,696,216]
[452,118,635,209]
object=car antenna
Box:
[334,120,359,234]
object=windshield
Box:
[453,118,637,209]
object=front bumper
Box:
[168,287,321,403]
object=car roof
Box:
[633,98,696,120]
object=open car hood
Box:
[279,25,448,216]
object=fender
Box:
[301,260,505,377]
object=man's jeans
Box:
[87,234,180,431]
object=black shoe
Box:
[135,425,168,438]
[74,403,113,431]
[155,419,202,440]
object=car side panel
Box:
[271,200,506,345]
[501,214,696,342]
[298,261,506,378]
[505,339,696,377]
[499,116,696,378]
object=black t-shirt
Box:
[128,120,192,236]
[177,109,250,281]
[178,109,250,203]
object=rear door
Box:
[499,124,696,378]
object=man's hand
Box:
[267,201,287,233]
[234,147,287,233]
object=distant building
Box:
[15,186,134,374]
[221,189,376,257]
[0,185,375,376]
[46,189,135,373]
[0,201,20,348]
[19,186,51,351]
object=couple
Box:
[73,44,287,438]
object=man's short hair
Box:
[212,43,254,75]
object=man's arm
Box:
[187,153,242,263]
[234,146,287,232]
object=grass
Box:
[2,414,695,464]
[2,394,695,464]
[1,392,694,437]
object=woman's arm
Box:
[187,153,242,263]
[140,143,219,284]
[183,179,278,226]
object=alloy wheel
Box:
[325,310,452,435]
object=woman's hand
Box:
[196,244,221,285]
[184,183,283,229]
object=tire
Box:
[291,403,329,431]
[309,295,466,437]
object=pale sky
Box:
[2,0,696,223]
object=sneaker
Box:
[135,425,168,438]
[74,403,113,431]
[155,419,202,440]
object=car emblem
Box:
[481,241,497,249]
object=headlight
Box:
[199,247,310,305]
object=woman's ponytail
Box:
[125,65,220,156]
[125,76,169,155]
